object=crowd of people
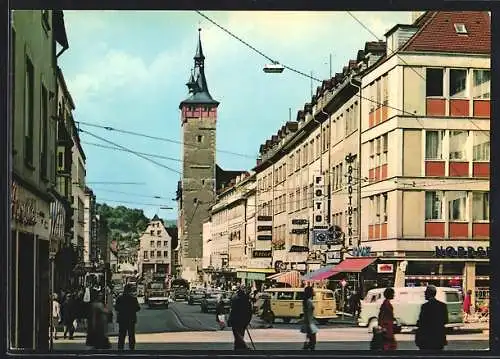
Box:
[50,283,140,350]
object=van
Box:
[264,287,337,324]
[358,287,464,332]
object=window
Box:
[426,68,444,97]
[473,131,490,161]
[163,251,168,257]
[454,23,467,34]
[58,152,63,168]
[197,135,203,143]
[382,134,388,164]
[449,69,467,98]
[157,230,161,236]
[24,57,34,165]
[448,191,467,221]
[472,192,489,221]
[157,241,161,247]
[425,131,444,160]
[375,195,381,222]
[449,130,468,160]
[425,191,443,220]
[11,29,15,154]
[150,250,155,258]
[150,230,154,236]
[40,85,48,179]
[277,292,294,300]
[472,70,490,99]
[382,194,388,222]
[382,75,388,105]
[163,241,168,246]
[157,251,161,257]
[144,251,148,259]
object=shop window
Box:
[473,131,490,161]
[449,130,469,160]
[472,70,490,99]
[426,68,444,97]
[449,69,467,98]
[448,191,468,221]
[425,191,443,220]
[425,130,444,160]
[472,192,489,221]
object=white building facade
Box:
[137,215,172,275]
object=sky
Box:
[59,10,412,220]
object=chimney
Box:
[411,11,425,23]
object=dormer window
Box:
[454,23,467,34]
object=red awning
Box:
[329,258,377,276]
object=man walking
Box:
[115,284,141,350]
[228,286,253,350]
[415,285,448,351]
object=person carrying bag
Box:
[370,288,397,351]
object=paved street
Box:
[55,299,488,351]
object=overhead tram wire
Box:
[90,188,173,200]
[76,121,256,159]
[346,11,490,138]
[195,11,323,83]
[85,181,146,185]
[78,128,182,175]
[97,198,177,207]
[81,141,204,166]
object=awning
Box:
[268,270,301,287]
[301,265,335,281]
[329,258,377,276]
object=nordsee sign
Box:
[435,246,490,258]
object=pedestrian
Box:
[215,295,226,330]
[87,293,110,349]
[415,285,448,351]
[51,294,61,340]
[350,291,361,318]
[300,286,318,350]
[377,288,397,351]
[115,284,141,350]
[62,293,77,340]
[463,289,472,323]
[260,297,273,328]
[227,285,253,350]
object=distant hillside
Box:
[96,203,150,245]
[163,219,177,228]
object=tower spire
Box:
[194,28,205,65]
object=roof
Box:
[216,165,246,192]
[401,11,491,54]
[180,29,219,109]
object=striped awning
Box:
[268,270,301,287]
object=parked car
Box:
[358,287,464,332]
[145,281,170,308]
[200,291,231,313]
[188,288,206,305]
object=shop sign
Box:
[345,153,356,246]
[292,219,308,225]
[11,181,38,226]
[351,246,371,257]
[325,250,341,264]
[377,263,394,273]
[435,246,489,259]
[257,235,272,241]
[313,174,326,227]
[292,263,307,271]
[253,250,272,258]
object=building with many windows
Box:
[10,10,69,350]
[138,215,173,275]
[204,11,490,304]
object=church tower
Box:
[178,29,219,282]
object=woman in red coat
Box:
[378,288,397,351]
